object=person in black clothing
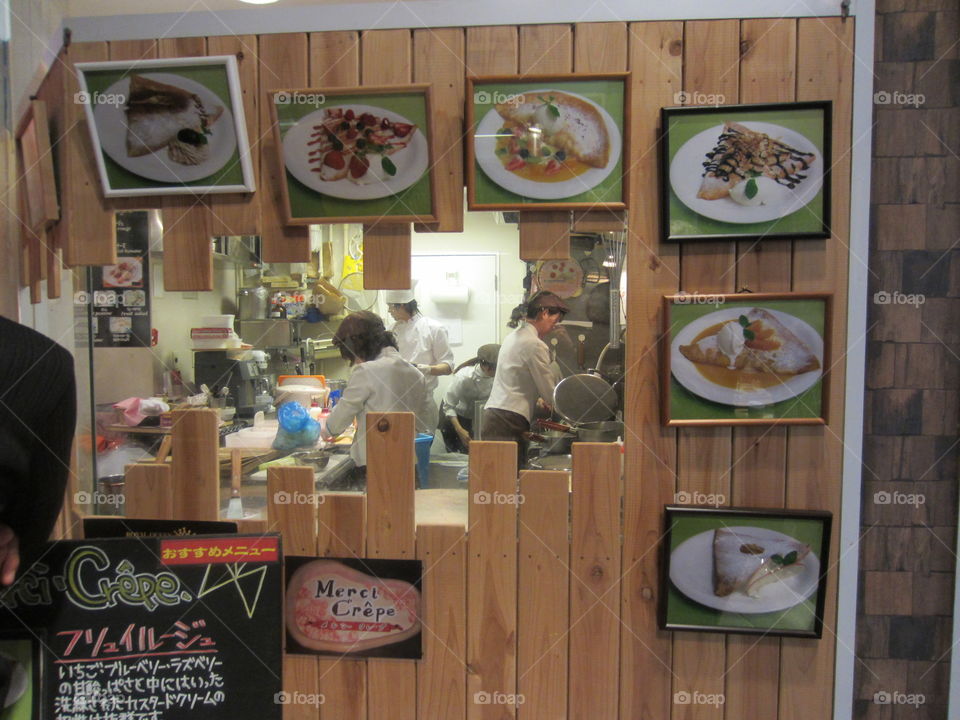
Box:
[0,316,76,585]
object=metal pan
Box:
[553,372,618,425]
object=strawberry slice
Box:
[392,122,414,138]
[344,109,355,121]
[506,157,526,171]
[323,151,346,170]
[349,154,369,179]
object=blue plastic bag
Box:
[272,401,321,450]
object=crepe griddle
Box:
[553,373,618,425]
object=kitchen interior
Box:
[86,207,626,519]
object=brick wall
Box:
[856,2,959,718]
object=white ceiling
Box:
[66,0,387,17]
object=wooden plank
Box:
[208,35,260,237]
[569,444,622,720]
[316,493,367,720]
[361,29,413,287]
[519,24,572,74]
[17,155,42,304]
[518,25,572,259]
[417,524,467,720]
[62,41,114,267]
[154,37,216,292]
[366,411,416,720]
[259,33,311,263]
[37,53,68,283]
[45,241,62,299]
[724,19,797,719]
[362,223,412,288]
[413,28,466,233]
[465,27,518,76]
[673,19,740,720]
[124,463,173,519]
[267,466,318,720]
[779,18,854,720]
[309,31,360,87]
[517,471,569,720]
[466,441,518,720]
[735,18,796,291]
[621,21,682,720]
[169,409,220,521]
[161,201,214,290]
[570,210,625,234]
[518,212,570,261]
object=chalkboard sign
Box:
[82,518,239,539]
[0,534,282,719]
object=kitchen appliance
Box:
[194,351,274,418]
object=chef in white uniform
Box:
[384,285,455,428]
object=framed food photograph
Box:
[16,100,59,233]
[660,505,832,638]
[660,101,831,242]
[76,55,255,197]
[270,85,437,224]
[662,293,832,426]
[0,630,43,720]
[466,73,630,211]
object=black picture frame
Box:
[660,101,832,243]
[660,505,832,638]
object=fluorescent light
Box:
[238,0,278,4]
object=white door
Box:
[400,253,500,443]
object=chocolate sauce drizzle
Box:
[702,125,815,189]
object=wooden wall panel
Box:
[673,19,740,720]
[309,31,360,87]
[361,29,413,288]
[62,41,115,267]
[517,24,573,261]
[169,409,219,521]
[621,20,682,720]
[259,33,311,263]
[316,494,367,720]
[779,18,854,720]
[268,467,318,720]
[366,412,416,720]
[465,26,518,76]
[124,464,173,519]
[413,28,466,233]
[208,34,261,237]
[467,441,518,720]
[517,471,569,720]
[723,18,798,719]
[417,524,467,720]
[569,444,621,720]
[40,52,68,285]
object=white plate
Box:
[474,89,621,200]
[93,73,237,184]
[670,526,820,614]
[282,105,428,201]
[670,122,823,224]
[670,307,823,407]
[102,257,143,288]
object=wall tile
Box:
[881,12,936,62]
[864,572,914,614]
[888,616,937,659]
[874,204,927,251]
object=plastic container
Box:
[201,314,235,328]
[415,433,432,488]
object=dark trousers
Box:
[480,408,529,469]
[439,407,473,454]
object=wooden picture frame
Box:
[76,55,255,197]
[661,292,832,426]
[466,73,630,211]
[269,84,438,225]
[660,101,832,242]
[15,99,59,234]
[660,505,832,638]
[0,629,44,719]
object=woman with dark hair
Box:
[322,312,430,488]
[438,343,500,453]
[481,291,568,467]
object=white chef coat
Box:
[484,323,558,422]
[390,313,455,395]
[322,347,430,467]
[443,364,494,418]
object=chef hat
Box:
[383,281,417,305]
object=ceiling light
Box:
[238,0,279,4]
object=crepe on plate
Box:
[679,308,820,376]
[713,527,810,597]
[697,121,816,200]
[124,75,224,165]
[495,91,610,168]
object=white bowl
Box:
[201,314,235,329]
